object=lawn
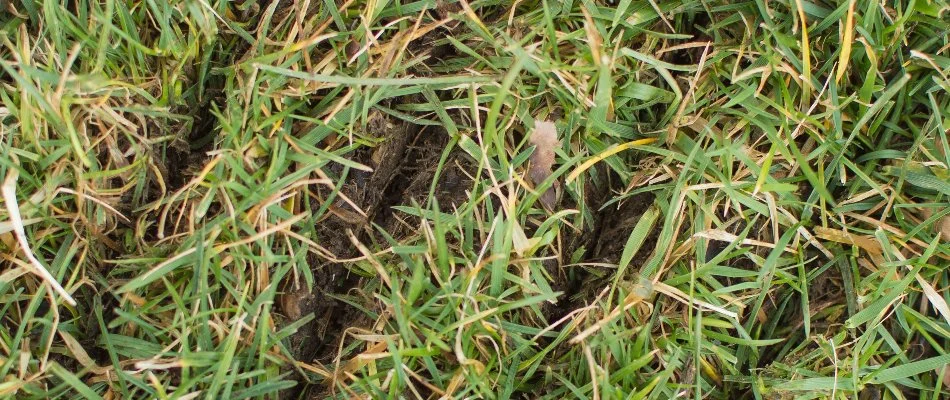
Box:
[1,0,949,398]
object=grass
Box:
[0,0,948,398]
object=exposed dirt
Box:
[542,165,658,327]
[275,106,658,397]
[276,111,480,397]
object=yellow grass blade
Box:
[836,0,857,83]
[566,138,657,183]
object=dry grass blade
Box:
[1,170,76,306]
[814,227,885,264]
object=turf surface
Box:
[1,0,949,398]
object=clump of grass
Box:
[1,0,948,399]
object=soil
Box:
[542,166,657,328]
[277,111,481,398]
[277,112,657,398]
